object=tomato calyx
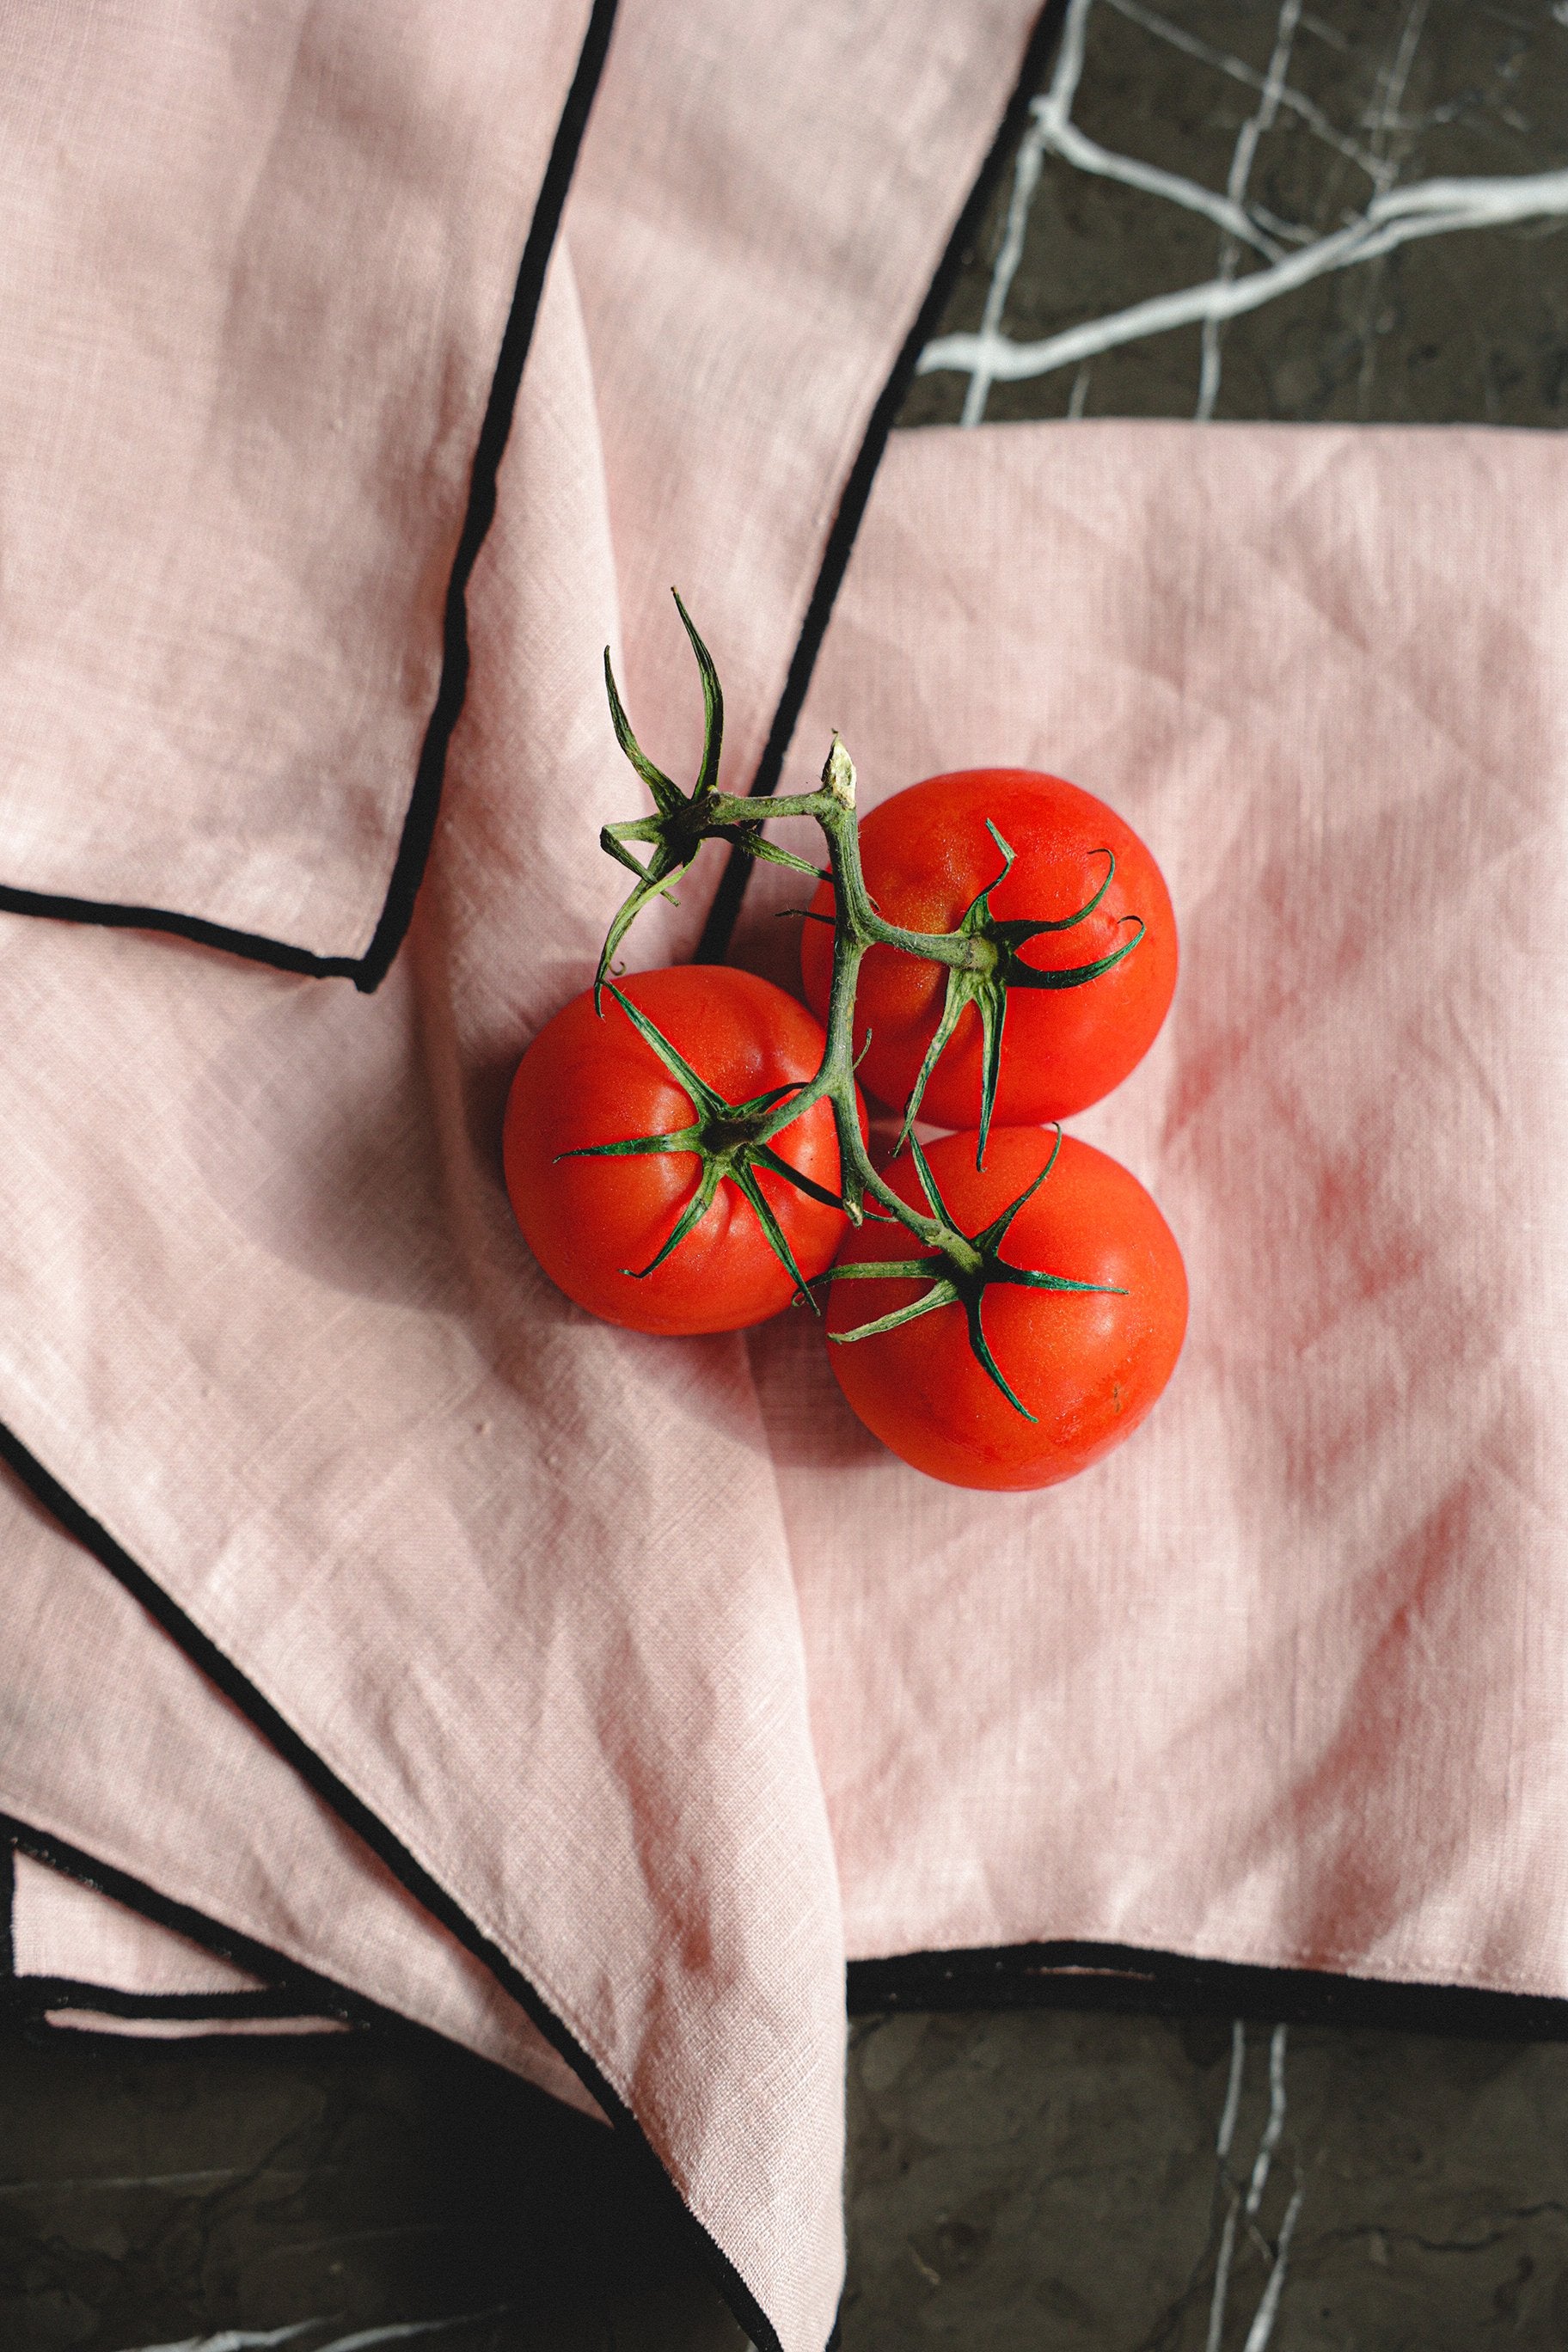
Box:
[556,983,843,1305]
[895,823,1145,1168]
[597,591,824,1010]
[821,1130,1125,1421]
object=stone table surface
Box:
[5,3,1566,2348]
[9,2002,1568,2350]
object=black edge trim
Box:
[693,0,1071,966]
[0,1427,780,2352]
[351,0,621,995]
[0,0,621,997]
[2,1815,364,2022]
[0,890,354,976]
[1,1834,14,1981]
[848,1939,1568,2044]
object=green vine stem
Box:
[584,597,1136,1415]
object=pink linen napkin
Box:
[0,1470,603,2116]
[0,5,1050,2346]
[8,398,1568,2330]
[738,416,1568,1999]
[8,1847,350,2037]
[0,0,601,969]
[12,1849,275,2000]
[0,237,846,2352]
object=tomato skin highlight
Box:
[800,769,1177,1129]
[504,965,852,1336]
[825,1128,1187,1491]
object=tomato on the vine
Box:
[825,1127,1187,1491]
[800,769,1177,1132]
[505,965,854,1336]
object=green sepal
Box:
[729,1163,817,1308]
[626,1158,726,1279]
[896,827,1145,1168]
[672,589,723,800]
[600,982,726,1114]
[603,650,680,809]
[556,984,832,1311]
[824,1128,1124,1419]
[825,1273,962,1344]
[751,1143,847,1216]
[595,594,819,1006]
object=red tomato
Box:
[505,965,851,1336]
[825,1127,1186,1491]
[800,769,1177,1130]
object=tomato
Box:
[504,965,852,1336]
[825,1127,1186,1491]
[800,769,1177,1132]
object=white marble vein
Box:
[1103,0,1387,178]
[1245,2025,1289,2218]
[1204,2023,1247,2352]
[1367,0,1433,179]
[1203,2024,1304,2352]
[1,2166,320,2200]
[1196,0,1304,420]
[1243,2185,1307,2352]
[1205,2193,1242,2352]
[119,2314,506,2352]
[1044,113,1285,266]
[927,0,1568,416]
[959,0,1093,424]
[1215,2020,1246,2165]
[123,2325,323,2352]
[315,2317,505,2350]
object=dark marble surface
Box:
[0,2025,740,2352]
[9,6,1568,2349]
[10,2006,1568,2350]
[903,0,1568,432]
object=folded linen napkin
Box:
[744,416,1568,1999]
[7,1846,352,2040]
[4,3,1567,2349]
[0,3,1048,2345]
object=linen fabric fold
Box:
[0,238,848,2352]
[11,1849,277,2000]
[6,1845,354,2039]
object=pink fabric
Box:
[11,1852,354,2036]
[739,418,1568,1994]
[0,0,591,957]
[12,1849,266,1994]
[0,251,844,2352]
[0,9,1048,2345]
[0,1469,602,2119]
[3,7,1564,2349]
[566,0,1043,832]
[47,2012,349,2039]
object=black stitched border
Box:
[0,1425,779,2352]
[1,1816,364,2023]
[692,0,1072,966]
[1,1824,609,2104]
[1,1834,14,1981]
[0,0,620,996]
[848,1939,1568,2043]
[352,0,621,995]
